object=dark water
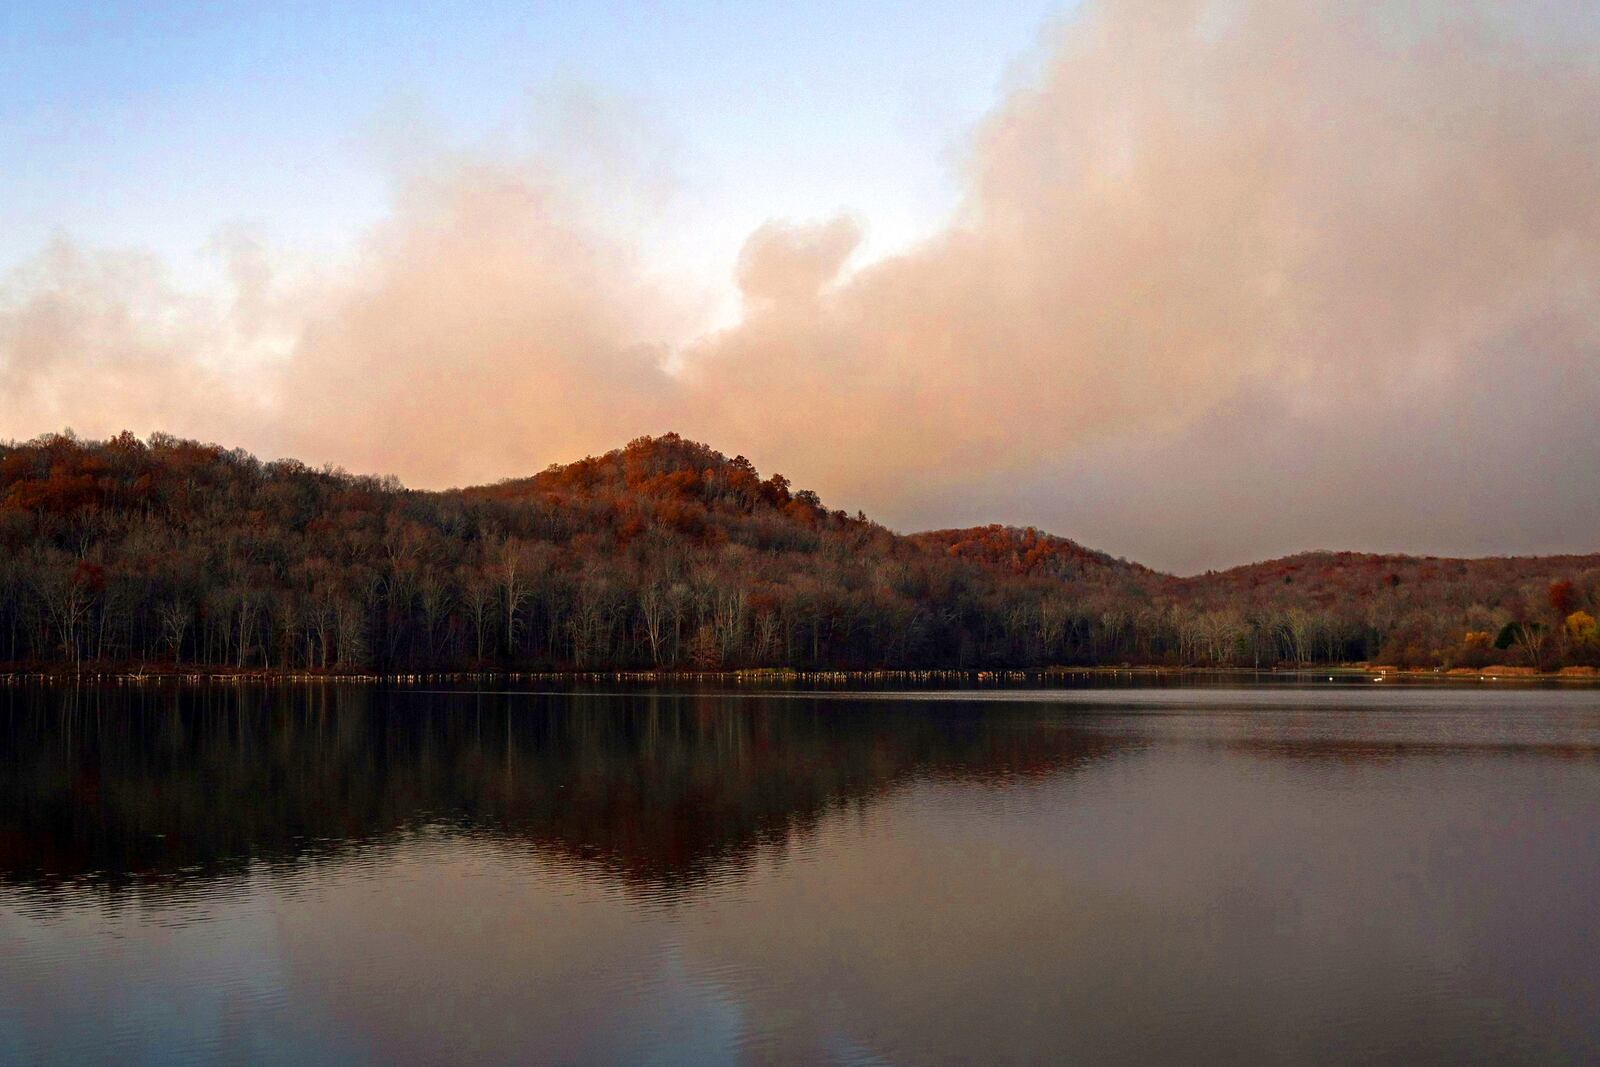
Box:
[2,682,1598,1065]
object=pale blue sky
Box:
[2,1,1067,301]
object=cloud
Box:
[1,141,692,487]
[4,1,1600,568]
[684,1,1600,513]
[278,158,684,486]
[0,238,267,444]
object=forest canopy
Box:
[3,430,1597,675]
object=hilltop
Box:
[1,430,1596,674]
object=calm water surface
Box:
[2,682,1598,1064]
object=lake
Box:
[2,681,1598,1064]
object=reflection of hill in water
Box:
[0,686,1124,900]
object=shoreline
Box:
[3,664,1597,686]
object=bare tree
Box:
[30,553,92,675]
[157,598,191,665]
[639,580,671,665]
[1512,621,1550,672]
[416,570,453,667]
[496,539,534,659]
[459,567,496,664]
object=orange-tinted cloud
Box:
[683,1,1600,517]
[278,160,683,485]
[4,1,1599,568]
[0,239,266,444]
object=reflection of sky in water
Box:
[1,685,1598,1063]
[1,872,366,1065]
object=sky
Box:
[1,0,1059,310]
[3,0,1600,573]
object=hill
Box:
[1,430,1596,674]
[1171,551,1600,668]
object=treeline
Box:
[2,430,1597,674]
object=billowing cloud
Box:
[279,160,684,485]
[0,238,270,444]
[4,1,1600,570]
[685,1,1600,517]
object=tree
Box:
[416,570,453,667]
[459,567,496,665]
[1496,620,1549,671]
[157,598,191,665]
[639,580,672,665]
[1565,611,1597,647]
[495,539,537,660]
[569,573,619,667]
[688,623,721,670]
[29,553,100,675]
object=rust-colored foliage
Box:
[913,525,1133,578]
[3,430,1599,674]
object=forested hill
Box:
[1,430,1597,674]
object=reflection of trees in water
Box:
[1222,735,1600,763]
[0,685,1123,902]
